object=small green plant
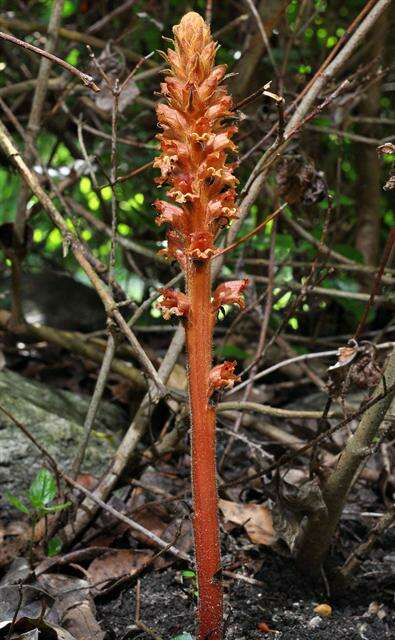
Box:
[6,468,71,561]
[181,569,199,599]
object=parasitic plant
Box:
[154,12,247,639]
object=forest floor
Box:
[97,542,395,640]
[1,333,394,640]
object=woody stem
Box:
[185,258,223,640]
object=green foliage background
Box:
[0,0,393,333]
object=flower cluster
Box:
[153,11,239,266]
[154,12,247,403]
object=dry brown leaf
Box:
[87,549,153,592]
[377,142,395,155]
[219,499,275,546]
[38,573,104,640]
[95,79,139,112]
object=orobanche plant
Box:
[154,12,247,640]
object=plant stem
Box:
[295,347,395,576]
[186,259,222,640]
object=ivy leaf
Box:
[28,469,57,509]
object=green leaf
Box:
[181,570,196,579]
[43,501,72,514]
[47,536,62,557]
[216,345,249,360]
[171,634,194,640]
[28,469,57,509]
[5,493,30,514]
[333,244,363,263]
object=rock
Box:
[314,603,332,617]
[0,369,126,500]
[0,270,106,331]
[308,616,323,629]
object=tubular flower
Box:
[158,230,186,268]
[154,11,238,261]
[157,288,189,320]
[154,199,188,234]
[188,231,216,261]
[212,279,249,313]
[208,361,240,397]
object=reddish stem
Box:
[186,259,223,640]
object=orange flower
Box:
[154,200,188,234]
[188,231,217,261]
[157,288,190,320]
[208,361,240,396]
[158,230,186,268]
[154,11,238,264]
[213,279,249,313]
[167,12,215,83]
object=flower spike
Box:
[154,12,238,265]
[154,12,240,639]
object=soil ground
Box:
[97,544,395,640]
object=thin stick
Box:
[6,584,23,640]
[88,0,136,34]
[222,379,395,490]
[214,204,286,258]
[206,0,213,25]
[220,220,277,469]
[109,78,120,287]
[0,30,100,92]
[251,275,391,303]
[227,342,394,397]
[231,0,391,248]
[0,15,152,66]
[113,159,154,185]
[243,0,277,74]
[213,14,249,38]
[354,228,395,340]
[135,580,164,640]
[58,325,185,547]
[71,333,117,479]
[0,119,165,396]
[217,401,340,420]
[341,507,395,577]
